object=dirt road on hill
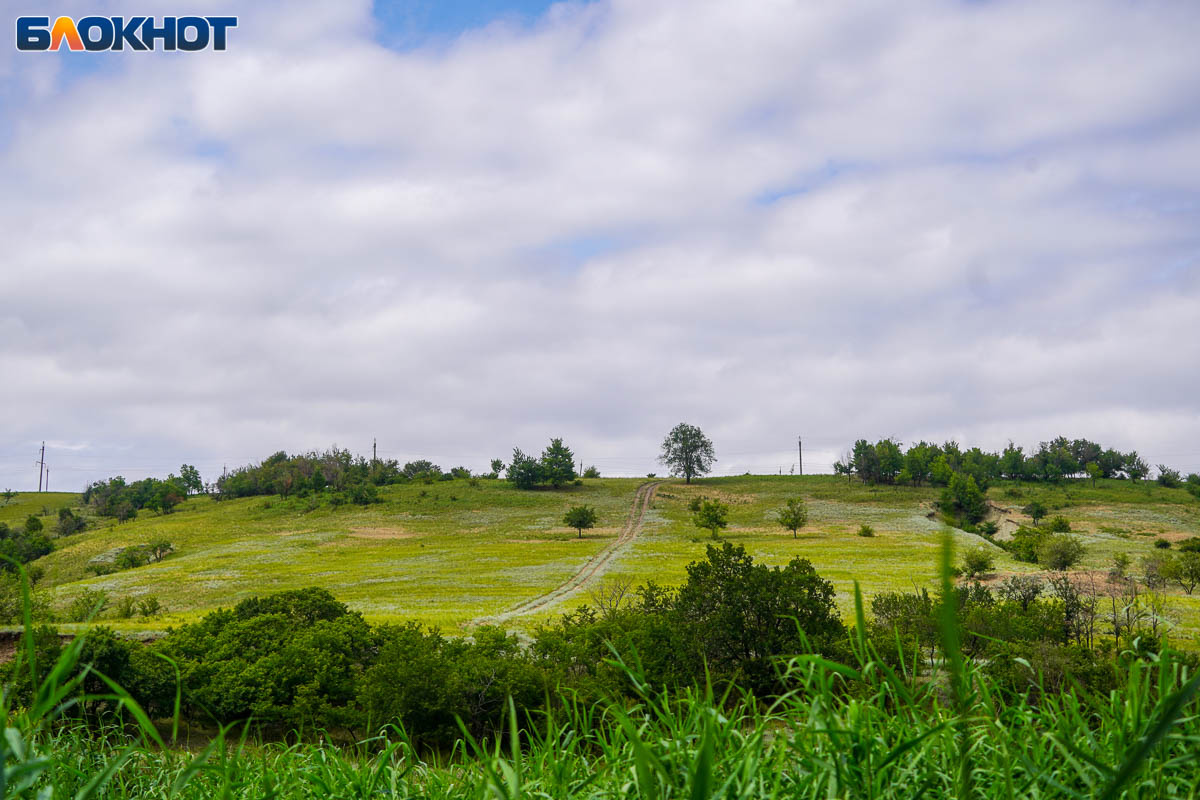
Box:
[473,480,661,626]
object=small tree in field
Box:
[660,423,716,484]
[563,505,598,539]
[777,498,809,539]
[148,538,174,562]
[961,546,996,578]
[1,489,15,504]
[693,499,729,539]
[1086,461,1102,488]
[1023,500,1047,526]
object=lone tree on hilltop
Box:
[693,498,729,540]
[777,498,809,539]
[660,423,715,484]
[563,504,598,539]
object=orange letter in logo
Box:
[50,17,84,51]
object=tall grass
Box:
[5,543,1200,798]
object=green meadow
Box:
[10,476,1200,639]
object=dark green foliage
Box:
[83,474,189,517]
[1023,500,1048,525]
[24,515,43,534]
[1154,538,1171,549]
[582,465,601,478]
[346,480,379,505]
[55,507,87,536]
[674,542,845,693]
[1177,536,1200,552]
[842,435,1176,489]
[1156,465,1181,488]
[857,523,875,537]
[179,463,204,494]
[659,423,716,483]
[361,624,544,744]
[506,447,543,489]
[1186,473,1200,499]
[0,520,53,572]
[939,473,987,524]
[539,438,577,488]
[212,447,408,500]
[507,439,579,489]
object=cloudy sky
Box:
[2,0,1199,491]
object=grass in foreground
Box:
[5,540,1200,799]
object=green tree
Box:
[539,438,577,488]
[1156,465,1181,488]
[148,538,174,562]
[24,515,43,534]
[1,489,15,504]
[961,546,996,578]
[506,448,543,490]
[1036,534,1085,571]
[693,499,729,539]
[941,473,986,524]
[179,464,203,495]
[672,542,844,694]
[1163,552,1200,595]
[659,423,716,484]
[1085,461,1101,487]
[1023,500,1048,526]
[1124,452,1150,482]
[776,498,809,539]
[563,505,598,539]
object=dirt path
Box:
[473,481,661,626]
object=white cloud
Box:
[1,0,1199,489]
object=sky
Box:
[1,0,1199,491]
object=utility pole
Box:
[37,442,45,492]
[798,436,803,477]
[373,438,377,465]
[45,468,49,492]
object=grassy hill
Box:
[10,476,1200,638]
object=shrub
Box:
[1157,466,1181,488]
[137,596,162,617]
[56,508,88,536]
[857,524,875,537]
[693,499,729,539]
[1178,537,1200,553]
[582,466,601,478]
[68,589,110,622]
[1044,515,1071,533]
[961,546,996,578]
[1036,534,1085,571]
[978,520,999,537]
[1022,501,1047,525]
[115,596,137,619]
[1154,538,1171,549]
[24,515,43,534]
[1006,526,1047,563]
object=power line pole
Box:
[45,468,49,492]
[37,442,45,492]
[373,438,377,464]
[798,436,803,477]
